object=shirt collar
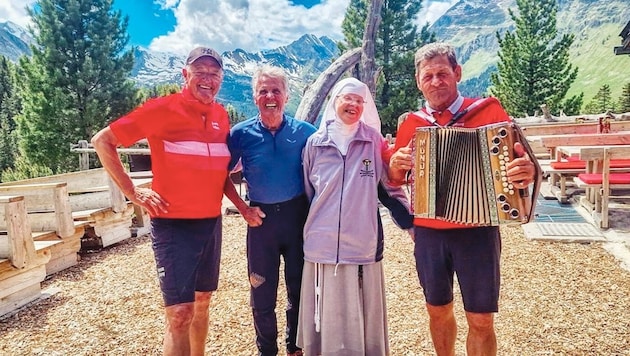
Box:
[425,92,464,116]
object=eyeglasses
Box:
[337,95,366,105]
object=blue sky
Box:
[0,0,457,55]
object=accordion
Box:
[410,122,541,226]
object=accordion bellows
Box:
[410,122,542,226]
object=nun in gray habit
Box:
[297,77,411,356]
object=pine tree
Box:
[339,0,435,135]
[584,84,616,114]
[490,0,580,117]
[226,104,247,126]
[0,57,20,174]
[618,82,630,113]
[17,0,138,173]
[137,83,181,103]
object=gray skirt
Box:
[297,261,389,356]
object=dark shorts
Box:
[413,226,501,313]
[151,217,221,307]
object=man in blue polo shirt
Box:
[227,64,316,356]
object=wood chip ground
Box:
[1,216,629,355]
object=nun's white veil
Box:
[319,77,381,133]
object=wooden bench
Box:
[528,132,630,203]
[0,169,138,249]
[569,146,630,229]
[0,195,57,317]
[539,160,630,203]
[0,183,84,275]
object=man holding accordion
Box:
[389,42,538,356]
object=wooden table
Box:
[527,131,630,159]
[556,144,630,228]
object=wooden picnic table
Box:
[556,144,630,228]
[527,131,630,159]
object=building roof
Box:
[614,20,630,55]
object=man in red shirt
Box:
[92,47,229,355]
[389,42,536,355]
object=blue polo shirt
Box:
[228,114,317,204]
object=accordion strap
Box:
[446,97,500,126]
[414,97,501,128]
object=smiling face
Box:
[254,74,288,124]
[335,93,365,125]
[182,57,223,104]
[415,54,462,112]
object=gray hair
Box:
[414,42,458,73]
[251,64,288,93]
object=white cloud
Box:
[0,1,36,28]
[149,0,350,55]
[1,0,456,56]
[416,0,458,27]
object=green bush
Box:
[1,156,53,182]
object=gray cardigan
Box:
[302,120,411,265]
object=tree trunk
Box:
[359,0,383,94]
[296,0,384,124]
[295,48,362,124]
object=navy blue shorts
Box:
[151,217,221,306]
[413,226,501,313]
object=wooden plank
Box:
[579,146,630,161]
[35,236,81,275]
[0,264,46,299]
[0,183,66,212]
[69,191,113,212]
[71,147,150,155]
[520,121,630,136]
[52,185,75,237]
[538,132,630,148]
[0,247,50,276]
[0,168,107,189]
[0,196,35,269]
[0,282,42,317]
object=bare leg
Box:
[426,302,457,356]
[465,311,496,356]
[190,291,212,356]
[164,302,195,356]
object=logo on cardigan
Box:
[360,159,374,178]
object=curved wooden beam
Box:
[295,48,362,124]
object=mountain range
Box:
[434,0,630,108]
[1,0,629,116]
[129,34,339,117]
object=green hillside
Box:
[437,0,630,108]
[568,23,629,102]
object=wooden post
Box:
[78,140,90,170]
[107,176,127,213]
[52,184,76,237]
[0,196,35,269]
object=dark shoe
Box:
[287,350,303,356]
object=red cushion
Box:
[610,159,630,168]
[550,159,630,170]
[565,156,582,162]
[550,161,586,169]
[577,173,630,184]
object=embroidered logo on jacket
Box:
[360,159,375,178]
